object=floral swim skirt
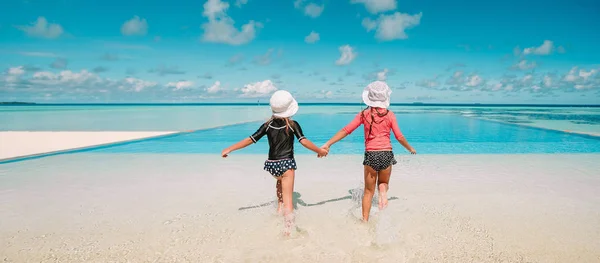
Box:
[363,151,397,171]
[264,158,297,178]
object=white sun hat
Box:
[269,90,299,118]
[362,80,392,108]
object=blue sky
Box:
[1,0,599,103]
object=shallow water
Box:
[2,105,599,136]
[1,154,599,262]
[84,112,600,154]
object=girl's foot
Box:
[283,212,295,236]
[378,184,388,210]
[277,202,284,215]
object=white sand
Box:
[1,153,599,262]
[0,131,177,160]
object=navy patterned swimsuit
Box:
[250,119,306,177]
[363,151,397,171]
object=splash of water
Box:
[348,183,399,246]
[374,209,396,245]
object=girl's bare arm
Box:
[300,139,328,157]
[397,137,416,154]
[322,129,349,150]
[222,137,253,157]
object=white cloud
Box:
[564,67,579,82]
[167,80,194,91]
[557,46,566,54]
[203,0,229,18]
[574,84,594,90]
[0,67,173,100]
[235,0,248,7]
[351,0,397,14]
[31,71,55,80]
[8,66,25,76]
[122,77,158,92]
[487,68,597,94]
[17,17,64,39]
[543,75,553,87]
[562,67,598,88]
[416,78,440,88]
[465,75,483,87]
[315,90,333,99]
[121,16,148,36]
[206,81,222,93]
[491,83,503,91]
[376,68,389,81]
[445,71,465,86]
[4,66,26,83]
[579,69,596,80]
[304,31,320,43]
[201,0,261,45]
[523,40,554,56]
[511,60,537,70]
[240,79,277,97]
[304,3,324,18]
[362,12,422,41]
[335,45,357,66]
[31,70,100,86]
[521,74,533,84]
[294,1,324,18]
[361,18,377,31]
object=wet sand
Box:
[0,154,599,262]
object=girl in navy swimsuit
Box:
[221,90,328,235]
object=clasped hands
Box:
[317,144,330,158]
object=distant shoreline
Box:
[1,102,600,107]
[0,102,37,105]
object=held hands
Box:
[317,147,328,158]
[317,144,330,158]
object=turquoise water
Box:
[87,113,600,154]
[2,105,599,134]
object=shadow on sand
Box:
[239,189,399,211]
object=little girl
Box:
[321,81,416,222]
[221,90,328,233]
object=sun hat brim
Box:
[272,97,299,118]
[362,89,391,108]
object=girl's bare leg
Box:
[276,179,283,214]
[362,165,377,222]
[377,166,392,210]
[281,169,296,235]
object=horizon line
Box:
[2,102,600,107]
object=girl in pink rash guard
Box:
[321,81,416,222]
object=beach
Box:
[1,105,599,262]
[1,154,599,262]
[0,131,177,160]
